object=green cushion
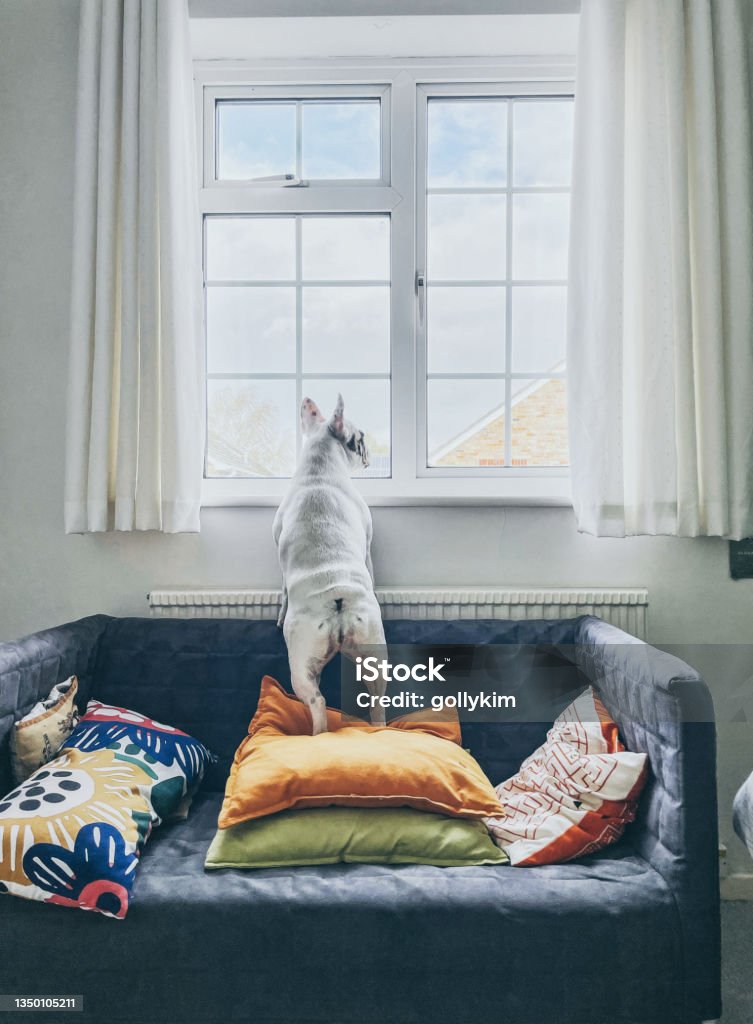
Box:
[205,806,508,869]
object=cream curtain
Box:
[65,0,203,533]
[568,0,753,538]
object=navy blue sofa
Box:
[0,615,720,1024]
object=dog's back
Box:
[277,473,372,613]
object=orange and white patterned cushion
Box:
[484,688,648,866]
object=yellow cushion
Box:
[218,677,503,828]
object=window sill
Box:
[201,474,572,508]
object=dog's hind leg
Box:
[289,650,329,735]
[342,597,388,727]
[277,587,288,628]
[283,614,333,735]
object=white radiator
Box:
[148,587,648,639]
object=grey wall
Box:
[1,0,752,879]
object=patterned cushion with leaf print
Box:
[64,701,212,820]
[0,700,213,919]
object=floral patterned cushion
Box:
[0,700,213,919]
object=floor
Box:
[722,901,753,1022]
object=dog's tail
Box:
[319,583,364,613]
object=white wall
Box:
[190,13,579,59]
[1,0,753,879]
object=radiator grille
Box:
[148,587,648,639]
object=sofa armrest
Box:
[573,615,720,1024]
[0,615,112,791]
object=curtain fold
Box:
[567,0,753,538]
[65,0,203,534]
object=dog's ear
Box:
[301,396,325,435]
[328,393,346,441]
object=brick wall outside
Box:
[435,379,568,467]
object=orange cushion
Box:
[218,677,503,828]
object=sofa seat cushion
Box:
[0,790,685,1024]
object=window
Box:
[216,98,382,182]
[205,213,391,479]
[420,90,572,472]
[197,64,574,504]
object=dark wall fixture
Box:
[729,539,753,579]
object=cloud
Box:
[512,100,574,187]
[302,287,390,373]
[428,100,507,187]
[428,194,506,280]
[428,286,505,373]
[302,216,389,280]
[206,218,296,282]
[207,287,296,374]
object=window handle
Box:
[243,173,308,187]
[416,271,425,326]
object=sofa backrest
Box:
[92,616,586,790]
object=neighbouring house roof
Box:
[429,361,566,467]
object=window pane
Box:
[302,217,389,281]
[304,379,390,478]
[207,380,296,478]
[511,378,568,466]
[428,100,507,187]
[206,218,295,281]
[217,102,296,180]
[427,287,505,373]
[302,287,390,374]
[427,379,505,467]
[513,100,573,187]
[302,102,381,179]
[511,286,566,372]
[427,195,506,281]
[512,194,569,280]
[207,287,296,374]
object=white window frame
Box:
[196,57,576,508]
[204,83,392,190]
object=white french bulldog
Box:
[273,395,387,735]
